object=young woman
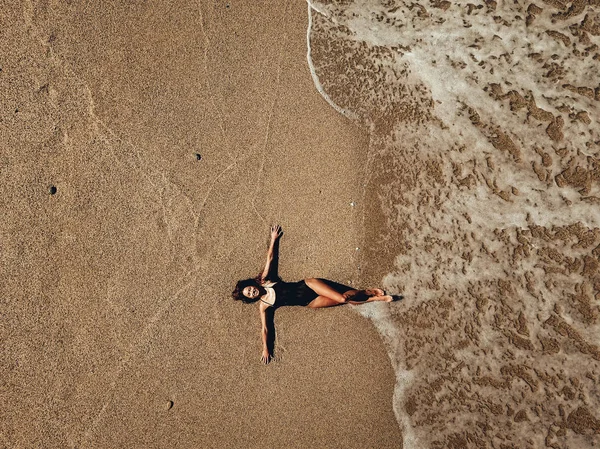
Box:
[232,225,394,364]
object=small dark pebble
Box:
[15,109,19,113]
[195,153,202,161]
[226,3,230,8]
[49,186,57,195]
[167,400,174,410]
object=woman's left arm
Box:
[260,225,283,281]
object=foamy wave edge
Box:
[306,1,359,120]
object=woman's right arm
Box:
[259,303,271,364]
[260,225,283,282]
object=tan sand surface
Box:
[1,1,401,447]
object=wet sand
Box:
[1,1,401,447]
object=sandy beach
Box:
[2,1,401,448]
[5,0,600,447]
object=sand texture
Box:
[308,0,600,447]
[1,1,401,448]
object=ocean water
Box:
[307,0,600,447]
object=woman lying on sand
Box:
[232,225,394,364]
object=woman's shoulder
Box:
[258,300,271,311]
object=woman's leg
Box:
[304,278,347,304]
[347,294,393,304]
[343,288,385,302]
[304,279,392,307]
[365,288,385,296]
[307,293,393,308]
[306,296,345,308]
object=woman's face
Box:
[243,286,260,299]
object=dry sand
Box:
[1,1,401,447]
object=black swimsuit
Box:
[261,280,318,307]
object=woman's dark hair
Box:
[232,277,262,303]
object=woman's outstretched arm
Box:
[260,224,283,282]
[259,302,272,364]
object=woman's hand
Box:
[270,224,283,242]
[261,349,272,364]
